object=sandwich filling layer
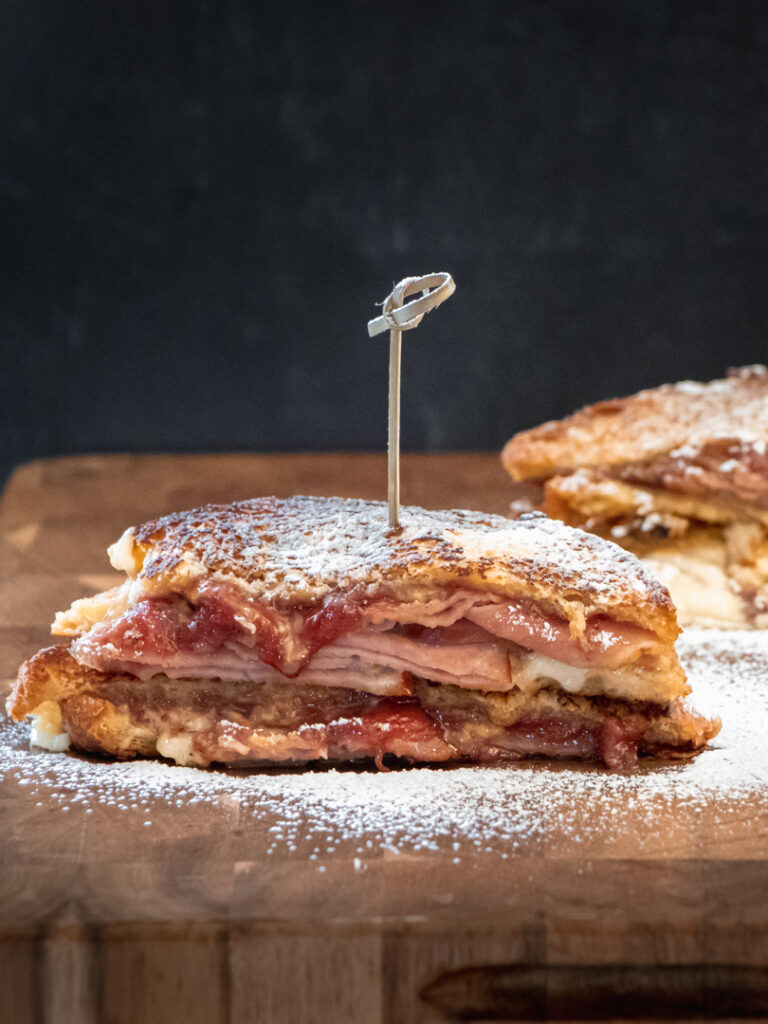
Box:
[16,647,716,772]
[57,583,682,706]
[14,581,699,771]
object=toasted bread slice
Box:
[502,365,768,480]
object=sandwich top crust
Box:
[502,365,768,481]
[98,495,677,642]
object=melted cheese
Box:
[518,654,591,694]
[156,733,196,765]
[29,701,70,753]
[108,527,141,575]
[515,651,682,704]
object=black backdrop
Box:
[3,0,768,487]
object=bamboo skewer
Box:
[388,326,402,526]
[368,273,456,528]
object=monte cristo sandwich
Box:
[503,366,768,629]
[8,495,719,771]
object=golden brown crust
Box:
[542,471,768,531]
[502,365,768,480]
[641,697,722,752]
[107,495,679,644]
[61,695,156,759]
[7,646,156,758]
[9,644,98,719]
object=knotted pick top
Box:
[367,272,456,529]
[367,272,456,337]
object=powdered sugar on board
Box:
[1,629,767,867]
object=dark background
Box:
[2,0,768,488]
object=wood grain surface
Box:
[1,453,767,1024]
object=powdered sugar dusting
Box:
[1,630,767,864]
[504,364,768,476]
[129,496,665,610]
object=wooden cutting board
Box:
[1,453,767,1024]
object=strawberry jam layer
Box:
[77,592,363,677]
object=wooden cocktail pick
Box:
[368,272,456,528]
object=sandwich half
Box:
[8,496,718,770]
[502,366,768,629]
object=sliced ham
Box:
[70,586,658,698]
[73,643,413,697]
[73,627,513,694]
[465,601,657,668]
[327,630,512,691]
[361,590,501,627]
